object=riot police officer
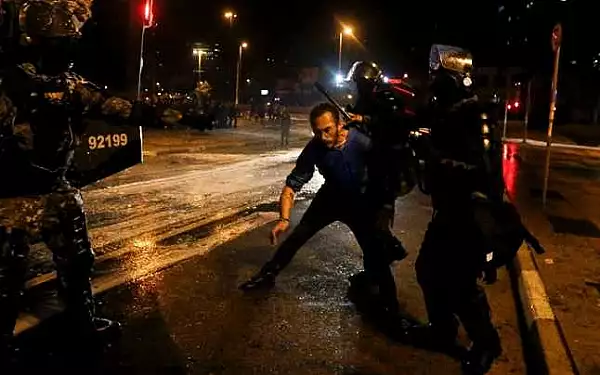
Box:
[412,45,504,374]
[344,61,417,303]
[0,0,134,362]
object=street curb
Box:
[511,244,577,375]
[504,138,600,151]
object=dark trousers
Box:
[0,188,96,340]
[263,187,399,309]
[281,126,290,146]
[415,209,500,348]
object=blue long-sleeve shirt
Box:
[285,129,372,195]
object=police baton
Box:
[314,82,352,122]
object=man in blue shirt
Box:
[240,103,407,317]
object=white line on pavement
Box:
[504,138,600,151]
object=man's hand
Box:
[348,113,365,123]
[270,219,290,245]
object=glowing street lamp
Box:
[224,11,237,27]
[235,42,248,105]
[193,48,205,81]
[338,25,354,77]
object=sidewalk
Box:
[508,144,600,375]
[505,120,600,147]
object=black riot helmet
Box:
[346,61,384,95]
[15,0,93,74]
[429,44,474,106]
[19,0,92,39]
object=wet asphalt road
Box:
[9,123,552,374]
[25,122,313,280]
[12,191,526,375]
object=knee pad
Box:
[46,213,95,274]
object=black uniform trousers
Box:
[415,207,500,348]
[0,188,96,342]
[263,185,399,310]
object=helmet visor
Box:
[429,44,473,75]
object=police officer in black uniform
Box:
[344,61,418,298]
[412,45,504,374]
[0,0,134,363]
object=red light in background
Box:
[507,104,512,110]
[514,101,520,108]
[143,0,154,26]
[502,143,519,197]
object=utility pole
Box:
[542,24,562,207]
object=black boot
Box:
[91,317,122,339]
[347,270,402,328]
[347,271,376,306]
[239,266,278,291]
[399,322,466,358]
[461,340,502,375]
[386,235,409,262]
[456,287,502,374]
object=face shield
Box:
[429,44,474,88]
[428,44,475,105]
[346,61,384,97]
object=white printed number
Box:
[88,134,129,150]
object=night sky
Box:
[77,0,596,92]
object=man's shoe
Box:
[239,271,276,291]
[397,323,466,358]
[387,237,409,262]
[68,315,122,344]
[461,343,502,375]
[93,317,122,337]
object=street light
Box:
[338,25,354,75]
[137,0,155,100]
[193,48,205,82]
[235,42,248,106]
[224,11,237,27]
